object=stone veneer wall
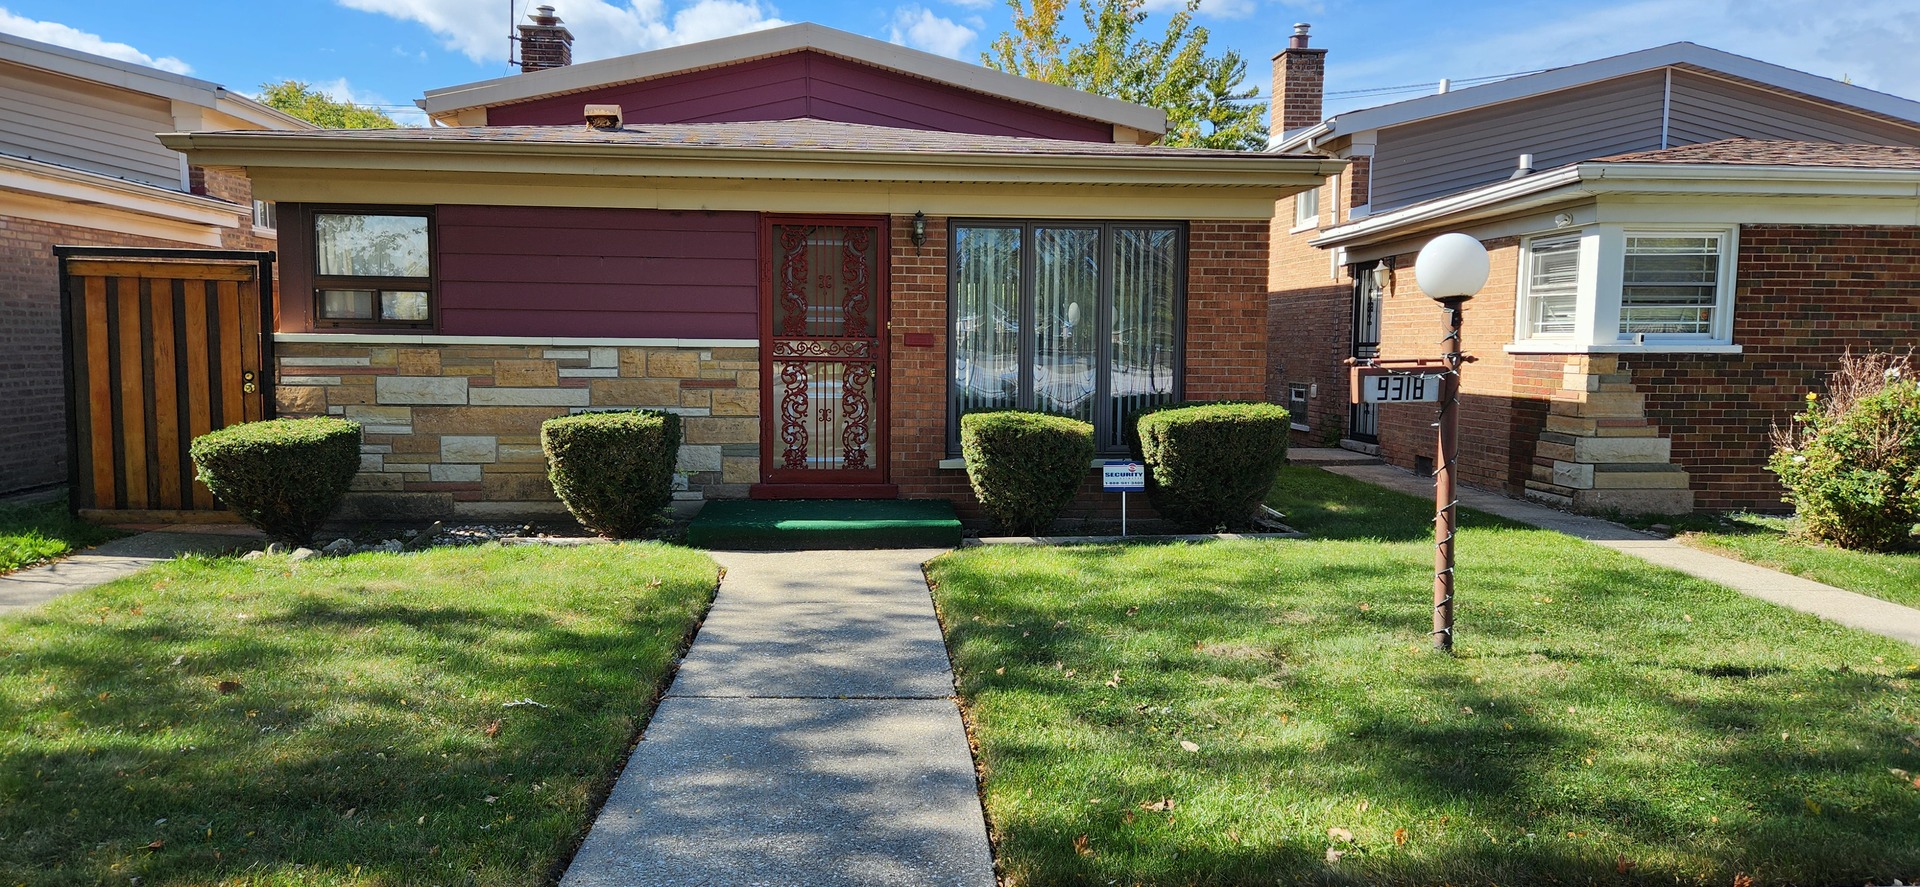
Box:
[274,341,758,518]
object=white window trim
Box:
[1290,186,1320,233]
[1507,223,1739,354]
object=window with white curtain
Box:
[950,221,1184,453]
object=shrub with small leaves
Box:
[1137,402,1291,530]
[189,417,361,546]
[961,411,1095,535]
[542,410,681,539]
[1769,352,1920,552]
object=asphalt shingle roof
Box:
[1597,137,1920,169]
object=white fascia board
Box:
[1313,161,1920,248]
[0,29,225,106]
[418,23,1166,136]
[160,131,1345,188]
[0,154,246,227]
[1300,43,1920,158]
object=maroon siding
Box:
[434,206,759,338]
[484,51,1115,142]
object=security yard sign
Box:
[1102,461,1146,491]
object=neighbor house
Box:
[163,15,1341,519]
[1265,30,1920,513]
[0,30,307,497]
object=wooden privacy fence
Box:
[58,248,276,517]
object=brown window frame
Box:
[310,206,437,331]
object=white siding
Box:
[0,60,182,189]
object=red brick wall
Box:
[1630,224,1920,510]
[890,217,1271,519]
[0,169,268,495]
[1266,198,1352,444]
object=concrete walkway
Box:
[561,548,995,887]
[0,528,258,613]
[1324,462,1920,647]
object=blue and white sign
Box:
[1102,461,1146,491]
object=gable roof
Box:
[417,23,1166,137]
[1273,42,1920,154]
[0,29,310,130]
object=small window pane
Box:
[952,226,1022,422]
[318,289,374,319]
[1526,235,1580,337]
[1032,227,1099,424]
[251,200,276,230]
[1110,227,1179,449]
[381,291,430,321]
[1295,187,1319,227]
[316,214,429,278]
[1621,234,1720,335]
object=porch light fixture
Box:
[1371,255,1396,292]
[1412,232,1489,653]
[911,211,927,248]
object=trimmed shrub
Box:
[1137,402,1291,530]
[189,417,361,546]
[1769,352,1920,551]
[961,411,1095,535]
[542,410,681,539]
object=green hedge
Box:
[1769,378,1920,552]
[961,411,1095,535]
[542,410,681,539]
[189,417,361,546]
[1137,402,1291,530]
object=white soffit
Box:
[417,23,1167,136]
[1276,42,1920,153]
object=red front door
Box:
[754,215,892,498]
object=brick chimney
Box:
[1272,23,1327,136]
[518,5,573,72]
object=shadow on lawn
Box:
[0,578,708,885]
[940,534,1920,886]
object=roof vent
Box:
[585,104,623,131]
[1509,153,1535,179]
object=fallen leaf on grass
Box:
[1354,799,1368,813]
[1732,874,1753,887]
[1073,834,1092,856]
[215,680,242,694]
[1325,848,1345,863]
[1616,855,1637,874]
[1180,740,1200,753]
[1394,827,1409,846]
[1225,828,1240,843]
[144,840,164,851]
[485,720,502,738]
[1327,827,1354,842]
[1140,798,1175,812]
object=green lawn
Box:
[0,497,122,574]
[0,543,718,885]
[928,466,1920,887]
[1672,513,1920,610]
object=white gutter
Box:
[0,154,247,227]
[1311,161,1920,248]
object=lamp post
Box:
[1412,233,1489,653]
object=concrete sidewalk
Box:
[561,548,995,887]
[1324,462,1920,647]
[0,528,258,614]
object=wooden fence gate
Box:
[58,248,276,518]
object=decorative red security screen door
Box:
[756,216,891,496]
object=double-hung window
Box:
[312,210,434,328]
[1293,186,1320,230]
[949,221,1184,454]
[1620,232,1726,337]
[1521,233,1581,339]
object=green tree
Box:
[984,0,1267,150]
[256,80,399,129]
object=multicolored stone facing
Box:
[1525,355,1693,516]
[273,342,761,517]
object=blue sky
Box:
[4,0,1917,128]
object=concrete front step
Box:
[1544,415,1660,437]
[687,499,963,550]
[1531,461,1691,491]
[1535,431,1671,464]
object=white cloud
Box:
[0,7,192,73]
[1139,0,1259,20]
[888,7,976,59]
[332,0,787,64]
[313,77,431,127]
[947,0,994,9]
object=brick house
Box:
[0,31,307,497]
[1265,30,1920,514]
[164,19,1339,519]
